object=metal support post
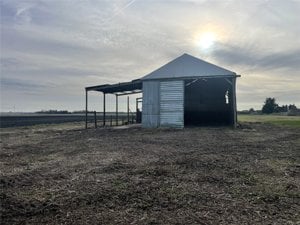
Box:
[103,93,106,126]
[94,111,97,128]
[116,95,118,126]
[127,96,129,124]
[85,90,88,129]
[232,77,237,128]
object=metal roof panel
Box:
[142,53,236,80]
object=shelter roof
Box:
[86,79,142,95]
[141,53,236,80]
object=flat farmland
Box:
[0,113,129,128]
[239,114,300,128]
[0,114,87,128]
[0,120,299,224]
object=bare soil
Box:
[1,122,299,225]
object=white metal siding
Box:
[142,81,160,128]
[160,81,184,128]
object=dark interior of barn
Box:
[184,78,234,126]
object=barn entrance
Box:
[184,78,234,126]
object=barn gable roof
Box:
[141,53,236,80]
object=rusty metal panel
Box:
[160,80,184,128]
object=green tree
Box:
[262,98,278,114]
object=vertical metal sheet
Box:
[142,81,160,128]
[160,80,184,128]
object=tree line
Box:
[262,98,298,114]
[36,110,71,114]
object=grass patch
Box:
[238,114,300,128]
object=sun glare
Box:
[198,32,216,50]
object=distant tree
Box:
[262,98,278,114]
[288,104,298,111]
[287,104,299,116]
[36,110,70,114]
[249,108,255,113]
[274,104,288,113]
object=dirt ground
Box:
[1,122,299,225]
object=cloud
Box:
[0,57,22,69]
[0,77,48,94]
[212,42,300,73]
[1,0,300,111]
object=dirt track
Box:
[1,122,299,224]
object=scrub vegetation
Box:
[1,120,299,224]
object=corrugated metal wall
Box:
[142,81,160,128]
[160,81,184,128]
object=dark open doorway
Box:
[184,78,233,126]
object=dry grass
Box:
[1,122,300,224]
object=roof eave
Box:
[142,74,240,81]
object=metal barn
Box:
[85,53,240,128]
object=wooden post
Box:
[127,96,129,124]
[232,77,237,128]
[85,90,88,129]
[116,95,118,126]
[94,111,97,128]
[103,93,106,126]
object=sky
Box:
[1,0,300,112]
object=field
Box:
[1,115,300,224]
[239,114,300,128]
[0,113,130,128]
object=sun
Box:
[197,32,216,50]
